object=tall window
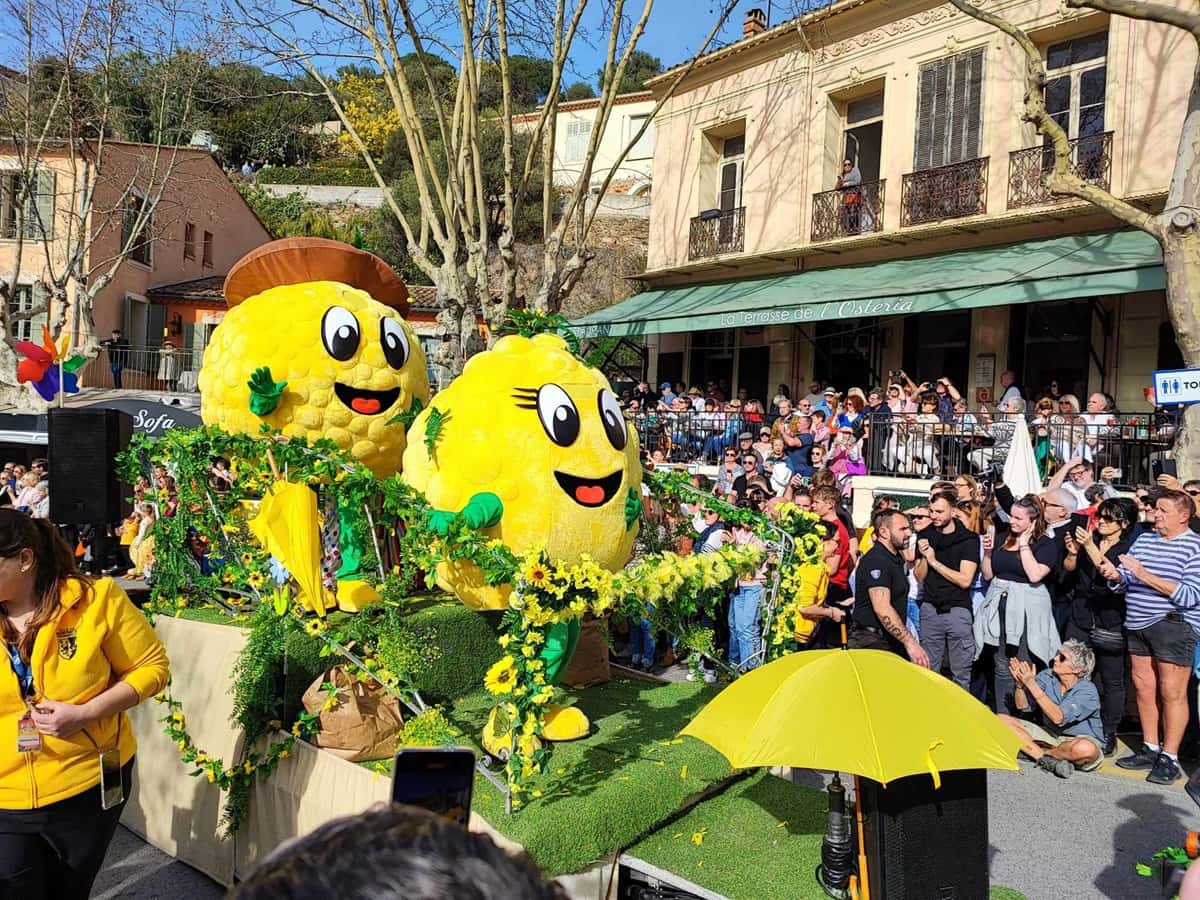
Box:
[1045,31,1107,140]
[718,134,745,212]
[565,119,592,162]
[122,194,153,266]
[183,222,196,259]
[0,170,55,240]
[202,230,214,267]
[7,285,43,342]
[913,47,984,170]
[626,113,654,160]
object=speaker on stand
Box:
[857,768,989,899]
[48,408,133,525]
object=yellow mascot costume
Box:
[402,333,641,746]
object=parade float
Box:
[115,238,1022,899]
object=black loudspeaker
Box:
[858,768,989,900]
[48,408,133,524]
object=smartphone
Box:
[390,747,475,827]
[1153,459,1178,480]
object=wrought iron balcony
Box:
[688,207,745,259]
[900,157,989,227]
[1007,131,1113,209]
[811,180,885,242]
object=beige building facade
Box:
[580,0,1190,412]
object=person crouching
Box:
[999,638,1104,778]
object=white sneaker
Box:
[686,670,697,682]
[702,671,717,684]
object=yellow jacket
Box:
[0,577,169,809]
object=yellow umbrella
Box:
[682,648,1021,786]
[248,481,332,616]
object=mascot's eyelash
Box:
[513,386,538,410]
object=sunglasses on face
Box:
[1097,514,1119,523]
[1188,490,1200,497]
[911,513,931,520]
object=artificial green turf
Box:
[402,597,504,703]
[456,676,733,877]
[628,773,1028,900]
[627,771,828,900]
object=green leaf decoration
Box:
[272,590,288,617]
[62,355,87,373]
[1135,863,1154,877]
[424,406,445,456]
[624,486,642,532]
[386,395,424,429]
[500,310,580,356]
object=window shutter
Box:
[33,170,54,240]
[957,48,985,162]
[914,59,950,170]
[718,160,741,211]
[147,303,167,347]
[28,283,46,343]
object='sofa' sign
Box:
[720,297,917,328]
[84,400,202,436]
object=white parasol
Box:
[1002,415,1042,498]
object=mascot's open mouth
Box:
[553,469,623,507]
[333,383,400,416]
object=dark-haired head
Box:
[0,510,90,662]
[1095,497,1136,537]
[233,803,566,900]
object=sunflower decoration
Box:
[485,656,518,695]
[247,571,267,590]
[303,618,330,637]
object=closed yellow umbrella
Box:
[248,481,332,616]
[682,648,1021,786]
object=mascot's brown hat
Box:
[223,237,410,316]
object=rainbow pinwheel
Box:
[16,326,87,402]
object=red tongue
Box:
[351,397,381,414]
[575,484,605,505]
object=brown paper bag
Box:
[562,618,611,689]
[301,666,405,762]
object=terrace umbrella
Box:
[681,648,1021,786]
[1002,416,1042,498]
[249,480,332,616]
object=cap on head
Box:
[223,237,410,314]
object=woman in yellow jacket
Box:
[0,510,169,899]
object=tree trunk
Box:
[1163,228,1200,480]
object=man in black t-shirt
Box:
[915,490,980,689]
[851,510,930,666]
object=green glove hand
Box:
[427,509,457,537]
[461,492,503,530]
[248,366,287,417]
[624,487,642,532]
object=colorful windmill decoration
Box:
[16,326,87,401]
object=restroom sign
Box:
[1153,368,1200,405]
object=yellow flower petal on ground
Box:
[681,765,688,780]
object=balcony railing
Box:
[1007,131,1113,209]
[811,180,885,242]
[900,157,988,227]
[688,207,745,259]
[79,344,203,393]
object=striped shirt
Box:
[1116,530,1200,633]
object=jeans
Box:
[628,616,656,667]
[110,364,122,389]
[991,628,1033,715]
[918,604,974,690]
[728,584,763,669]
[1067,622,1126,738]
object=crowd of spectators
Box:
[622,370,1173,489]
[620,371,1200,798]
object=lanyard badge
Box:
[17,707,41,753]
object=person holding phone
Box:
[0,510,169,899]
[1063,498,1137,756]
[977,496,1062,715]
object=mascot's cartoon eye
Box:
[380,318,409,369]
[598,389,627,450]
[322,306,361,361]
[535,384,580,447]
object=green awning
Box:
[574,229,1164,338]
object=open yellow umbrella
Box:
[682,648,1021,786]
[248,481,332,616]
